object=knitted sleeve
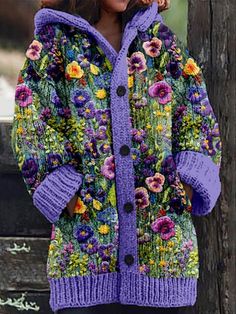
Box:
[170,36,222,216]
[11,23,83,224]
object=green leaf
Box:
[107,183,116,207]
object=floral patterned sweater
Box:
[11,2,222,312]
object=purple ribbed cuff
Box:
[48,272,197,312]
[32,164,83,223]
[174,150,221,216]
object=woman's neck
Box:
[94,8,122,53]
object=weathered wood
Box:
[0,291,52,314]
[184,1,236,314]
[0,238,50,291]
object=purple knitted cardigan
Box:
[11,2,222,312]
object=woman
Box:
[11,0,222,313]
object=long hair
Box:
[39,0,170,25]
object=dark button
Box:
[124,202,134,213]
[124,254,134,266]
[116,85,126,97]
[119,144,130,156]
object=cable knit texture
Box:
[11,2,222,312]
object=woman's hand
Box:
[66,194,78,217]
[181,182,193,202]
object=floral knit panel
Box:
[11,23,81,197]
[46,25,120,278]
[126,20,221,278]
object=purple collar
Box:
[34,2,163,66]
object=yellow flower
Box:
[49,244,55,252]
[146,123,152,129]
[66,61,84,78]
[149,259,155,265]
[74,197,87,214]
[93,199,102,211]
[96,89,107,99]
[159,260,167,267]
[156,124,163,132]
[16,127,24,135]
[183,58,200,76]
[167,241,175,248]
[90,63,99,75]
[98,224,110,234]
[128,75,134,88]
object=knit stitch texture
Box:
[11,2,222,312]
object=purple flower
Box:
[39,107,52,120]
[131,128,146,143]
[98,244,114,261]
[166,61,182,79]
[99,143,111,154]
[21,158,38,178]
[148,80,172,105]
[81,237,99,254]
[169,197,185,215]
[77,54,90,67]
[71,89,91,107]
[73,224,94,243]
[130,148,141,165]
[99,261,110,273]
[51,90,62,107]
[95,109,111,125]
[95,126,108,140]
[135,187,150,210]
[101,155,115,180]
[127,52,147,74]
[47,153,63,170]
[151,216,175,240]
[187,86,207,104]
[15,85,33,107]
[80,187,94,203]
[78,101,96,119]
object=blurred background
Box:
[0,0,188,120]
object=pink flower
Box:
[26,39,43,60]
[151,216,175,240]
[148,80,172,105]
[127,52,147,74]
[15,85,33,107]
[101,155,115,180]
[143,37,162,57]
[145,172,165,192]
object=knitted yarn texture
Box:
[11,2,222,312]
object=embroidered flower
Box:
[148,80,172,104]
[15,85,33,107]
[127,51,147,74]
[71,89,91,107]
[98,243,114,260]
[143,37,162,57]
[66,60,84,78]
[74,197,87,214]
[81,237,99,254]
[135,187,150,209]
[25,39,43,60]
[98,224,110,234]
[95,108,111,125]
[151,216,175,240]
[131,128,147,143]
[96,89,107,99]
[21,158,38,179]
[46,153,62,170]
[73,225,94,243]
[90,63,100,75]
[78,101,96,118]
[101,155,115,180]
[183,58,200,76]
[187,86,207,104]
[145,172,165,192]
[166,61,182,79]
[97,207,118,225]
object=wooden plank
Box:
[0,291,52,314]
[185,1,236,313]
[0,238,50,291]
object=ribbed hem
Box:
[174,150,221,216]
[32,164,83,223]
[48,272,197,311]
